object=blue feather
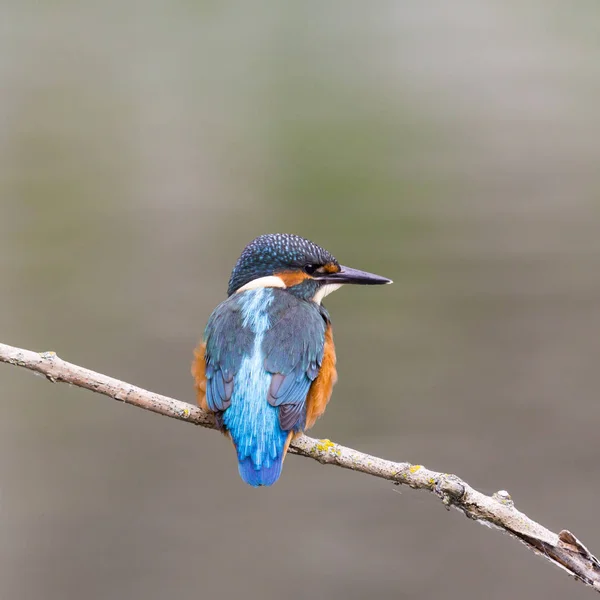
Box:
[203,287,329,486]
[238,455,283,487]
[222,288,289,486]
[262,299,326,431]
[269,368,309,405]
[204,296,251,413]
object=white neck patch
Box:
[236,276,343,304]
[313,283,343,305]
[236,275,286,293]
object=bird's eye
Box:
[304,264,318,275]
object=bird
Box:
[192,233,391,487]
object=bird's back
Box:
[223,288,290,486]
[194,287,329,486]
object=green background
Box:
[1,2,600,599]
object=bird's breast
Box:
[305,324,337,429]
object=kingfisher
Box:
[192,233,391,487]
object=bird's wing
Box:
[203,295,253,412]
[262,298,328,431]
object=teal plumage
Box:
[204,287,326,486]
[222,289,287,485]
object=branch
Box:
[1,341,599,593]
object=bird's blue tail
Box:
[238,453,285,487]
[224,395,290,487]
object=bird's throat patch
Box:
[313,283,342,304]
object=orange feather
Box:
[276,270,311,287]
[323,262,340,274]
[191,342,209,412]
[282,430,295,460]
[305,324,338,430]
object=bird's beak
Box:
[319,265,392,286]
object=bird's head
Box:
[227,233,391,302]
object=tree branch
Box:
[1,341,599,593]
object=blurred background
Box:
[1,2,600,599]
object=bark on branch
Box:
[1,341,599,593]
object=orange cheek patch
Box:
[323,262,340,274]
[305,324,338,430]
[277,270,311,287]
[191,342,209,412]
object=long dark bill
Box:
[319,265,392,285]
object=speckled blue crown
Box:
[227,233,338,296]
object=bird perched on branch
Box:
[192,233,391,486]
